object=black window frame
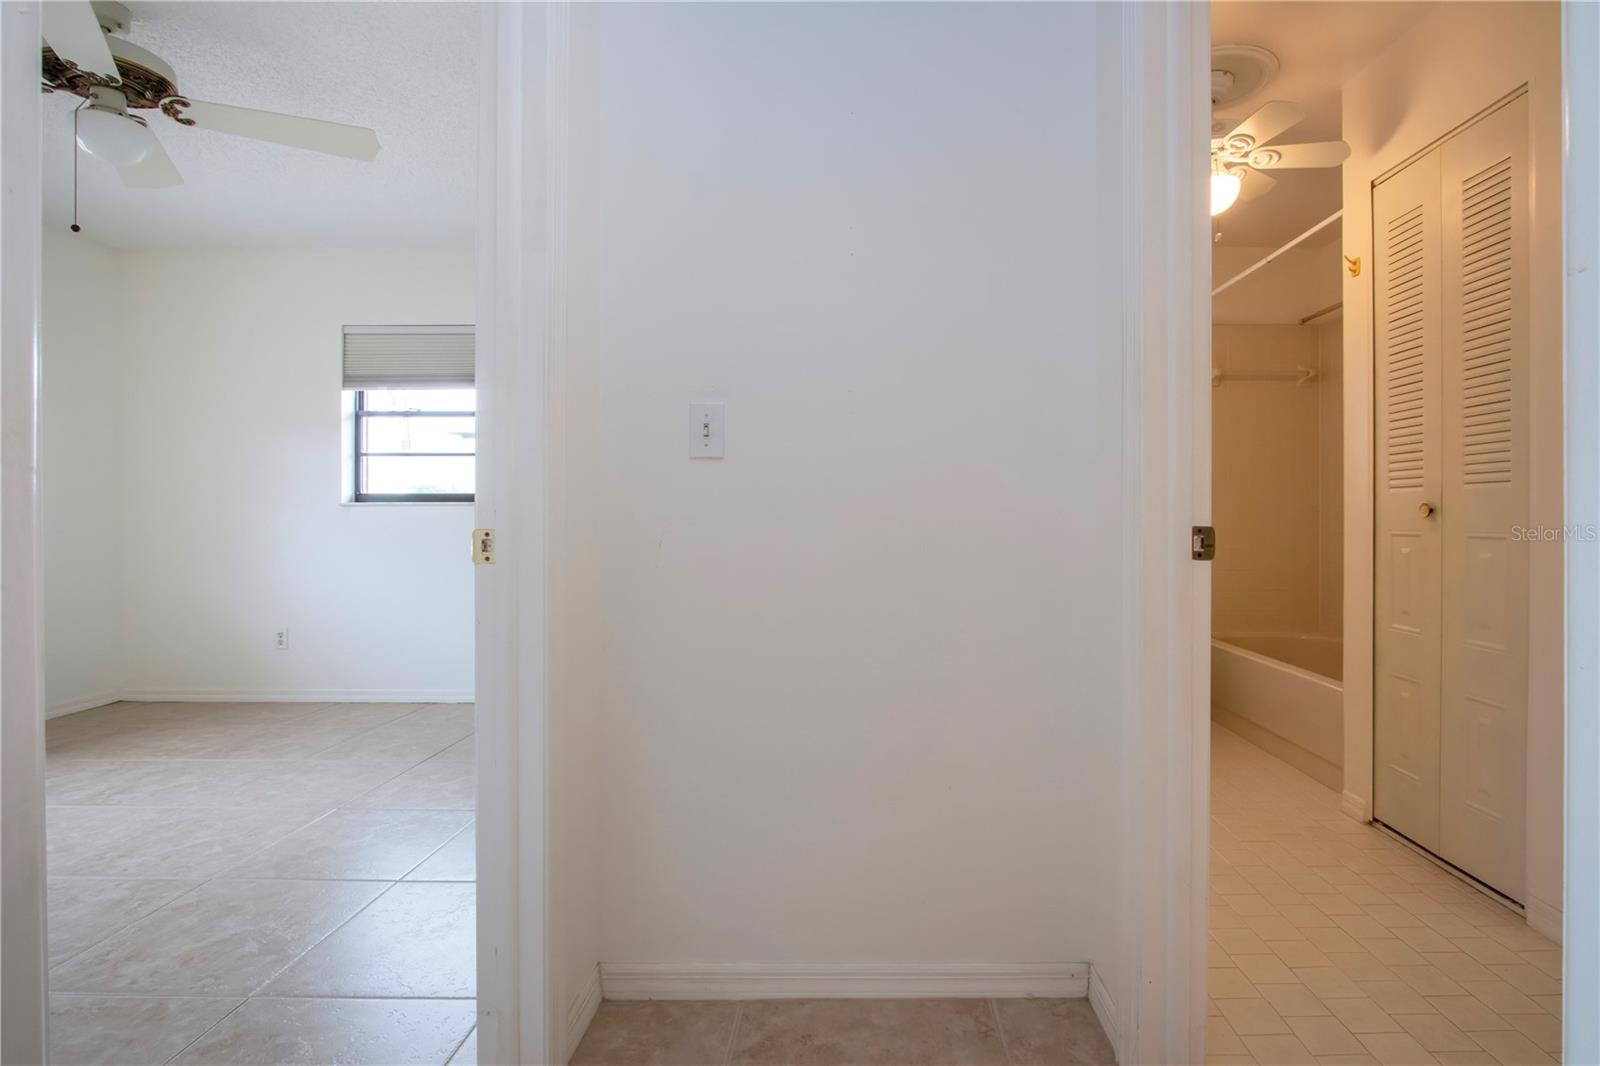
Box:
[352,388,477,503]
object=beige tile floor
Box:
[1209,724,1562,1066]
[570,996,1116,1066]
[44,701,478,1066]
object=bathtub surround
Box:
[1317,321,1344,641]
[1213,636,1343,789]
[1211,319,1344,639]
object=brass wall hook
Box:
[1345,255,1361,277]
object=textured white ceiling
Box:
[1211,0,1435,249]
[43,1,476,249]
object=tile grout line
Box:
[393,820,476,883]
[442,1022,476,1065]
[723,1001,744,1066]
[240,879,405,999]
[988,997,1015,1066]
[44,877,212,979]
[44,701,480,1058]
[1206,724,1563,1060]
[160,995,250,1065]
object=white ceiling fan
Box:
[1209,98,1350,216]
[40,0,380,189]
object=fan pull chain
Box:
[71,99,85,234]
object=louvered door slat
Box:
[1373,148,1445,853]
[1437,94,1529,902]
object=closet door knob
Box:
[1418,502,1436,518]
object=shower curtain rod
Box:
[1212,209,1344,297]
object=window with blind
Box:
[343,326,476,502]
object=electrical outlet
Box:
[274,628,288,650]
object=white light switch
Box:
[689,402,725,458]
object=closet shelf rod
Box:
[1213,210,1344,296]
[1210,366,1319,387]
[1299,301,1344,325]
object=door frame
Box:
[473,3,546,1063]
[1560,2,1600,1058]
[473,2,568,1063]
[0,4,48,1062]
[0,4,559,1062]
[1116,2,1211,1063]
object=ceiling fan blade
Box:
[1250,140,1352,170]
[1224,100,1306,151]
[42,2,120,84]
[1238,168,1277,202]
[164,98,380,161]
[119,132,182,189]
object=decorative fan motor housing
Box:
[42,35,179,110]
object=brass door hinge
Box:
[1192,525,1216,561]
[473,528,496,565]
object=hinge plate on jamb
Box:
[1192,525,1216,561]
[473,528,496,565]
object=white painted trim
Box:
[45,691,121,719]
[599,963,1090,1001]
[1525,896,1562,944]
[474,4,563,1064]
[1341,790,1371,823]
[563,963,602,1062]
[1562,2,1600,1058]
[1087,965,1122,1065]
[1116,3,1210,1064]
[115,689,474,705]
[0,5,48,1062]
[48,691,474,720]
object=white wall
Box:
[1340,2,1563,937]
[561,0,1124,986]
[40,242,475,705]
[41,233,123,715]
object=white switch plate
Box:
[689,402,725,458]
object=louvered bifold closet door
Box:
[1373,149,1446,854]
[1438,94,1529,902]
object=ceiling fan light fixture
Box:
[1211,167,1242,216]
[76,89,154,166]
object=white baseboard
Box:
[564,963,602,1063]
[1525,897,1562,944]
[599,962,1089,1001]
[1341,789,1371,823]
[45,691,121,720]
[1087,965,1121,1064]
[117,689,474,704]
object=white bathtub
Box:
[1212,634,1343,790]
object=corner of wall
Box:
[562,962,602,1063]
[1087,963,1123,1064]
[1340,789,1371,824]
[1525,897,1562,946]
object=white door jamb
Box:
[1117,2,1212,1063]
[0,4,49,1062]
[1561,2,1600,1058]
[475,3,565,1063]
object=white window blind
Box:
[342,325,475,389]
